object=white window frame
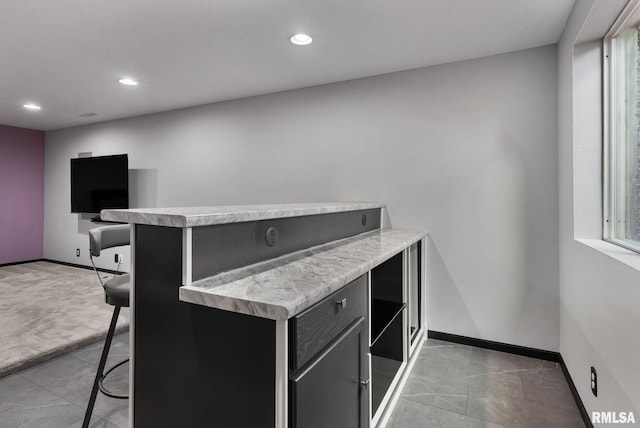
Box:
[603,0,640,254]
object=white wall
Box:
[45,45,559,351]
[559,0,640,420]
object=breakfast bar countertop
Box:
[179,228,426,320]
[101,201,385,228]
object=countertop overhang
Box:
[101,202,385,227]
[179,228,426,320]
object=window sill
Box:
[575,238,640,272]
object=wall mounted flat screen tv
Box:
[70,154,129,214]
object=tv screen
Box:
[70,154,129,214]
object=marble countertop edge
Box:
[179,288,290,320]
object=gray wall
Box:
[45,45,559,351]
[559,0,640,418]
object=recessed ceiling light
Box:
[118,78,138,86]
[290,33,313,46]
[23,104,41,111]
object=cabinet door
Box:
[291,319,368,428]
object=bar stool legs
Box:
[82,306,128,428]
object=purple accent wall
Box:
[0,125,45,264]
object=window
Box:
[604,0,640,253]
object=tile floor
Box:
[387,339,585,427]
[0,332,129,427]
[0,334,584,427]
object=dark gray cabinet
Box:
[125,202,424,428]
[291,319,367,428]
[290,276,368,427]
[289,243,423,427]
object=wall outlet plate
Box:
[591,366,598,397]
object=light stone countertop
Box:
[101,202,385,227]
[179,228,426,320]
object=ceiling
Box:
[1,0,575,131]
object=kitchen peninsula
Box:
[101,202,426,428]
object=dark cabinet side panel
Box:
[134,225,276,428]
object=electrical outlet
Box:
[76,248,80,257]
[265,227,279,247]
[114,254,119,263]
[591,366,598,397]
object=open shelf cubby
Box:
[370,251,403,343]
[371,299,404,346]
[369,251,405,417]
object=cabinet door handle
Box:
[335,298,347,309]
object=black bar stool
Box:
[82,224,131,428]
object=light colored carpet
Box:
[0,261,129,377]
